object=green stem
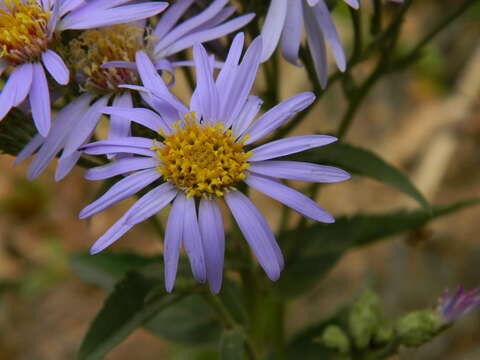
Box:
[394,0,478,69]
[371,0,383,35]
[271,300,286,360]
[337,0,411,139]
[336,61,385,139]
[349,6,363,63]
[202,292,260,360]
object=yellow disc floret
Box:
[0,0,50,64]
[154,113,251,198]
[69,24,144,93]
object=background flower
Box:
[260,0,403,88]
[0,0,168,135]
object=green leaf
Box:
[70,253,226,347]
[78,271,183,360]
[220,328,245,360]
[146,294,222,346]
[276,199,479,299]
[290,142,429,209]
[70,252,158,290]
[0,109,36,156]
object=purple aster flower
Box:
[79,33,350,294]
[16,24,144,181]
[261,0,403,88]
[101,0,255,79]
[15,0,254,180]
[438,286,480,324]
[0,0,168,136]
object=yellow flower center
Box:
[69,24,143,93]
[0,0,50,64]
[154,113,251,198]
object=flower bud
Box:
[348,290,382,349]
[396,310,441,347]
[373,324,393,346]
[318,325,350,355]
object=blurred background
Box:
[1,1,480,359]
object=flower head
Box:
[80,34,350,294]
[0,0,49,65]
[261,0,403,88]
[101,0,255,79]
[70,24,144,93]
[438,286,480,324]
[0,0,168,135]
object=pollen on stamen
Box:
[69,24,145,93]
[0,0,50,65]
[155,113,251,199]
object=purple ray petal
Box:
[123,182,177,225]
[216,32,244,99]
[135,51,188,114]
[191,43,220,123]
[14,134,44,165]
[82,137,154,150]
[89,219,133,254]
[55,150,81,181]
[312,1,346,72]
[82,144,156,157]
[160,14,254,57]
[224,191,283,281]
[260,0,288,62]
[343,0,360,9]
[245,173,334,223]
[280,0,303,65]
[226,36,263,125]
[85,157,159,180]
[191,5,235,32]
[244,92,315,144]
[41,49,70,85]
[249,135,337,161]
[59,2,168,30]
[8,62,34,106]
[27,95,92,179]
[182,195,207,283]
[0,63,33,120]
[154,0,229,55]
[103,106,171,135]
[108,92,133,140]
[232,96,263,139]
[29,64,51,136]
[89,182,177,255]
[249,160,351,183]
[199,198,225,294]
[79,168,161,219]
[164,194,185,292]
[59,0,85,16]
[303,2,328,88]
[47,0,60,37]
[62,95,110,157]
[101,60,136,70]
[153,0,194,39]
